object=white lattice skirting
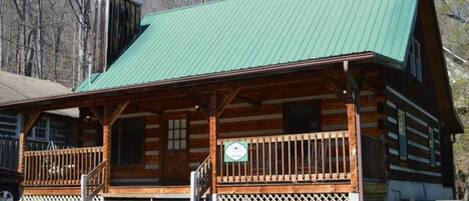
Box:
[219,193,349,201]
[21,195,103,201]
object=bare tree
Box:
[68,0,92,83]
[0,0,4,69]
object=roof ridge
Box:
[144,0,230,17]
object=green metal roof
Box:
[76,0,418,92]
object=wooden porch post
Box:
[103,107,112,193]
[209,92,218,197]
[102,101,129,193]
[344,60,363,200]
[17,112,40,173]
[346,103,359,192]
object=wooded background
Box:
[0,0,468,198]
[0,0,208,88]
[435,0,469,199]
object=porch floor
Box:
[104,185,190,199]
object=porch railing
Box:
[0,136,72,170]
[190,156,211,201]
[217,131,350,184]
[81,161,106,201]
[23,146,103,186]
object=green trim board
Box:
[76,0,418,92]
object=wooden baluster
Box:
[266,138,272,181]
[314,133,318,180]
[329,132,332,180]
[342,132,347,179]
[281,136,285,181]
[321,133,325,180]
[294,135,298,181]
[335,132,339,179]
[218,142,223,182]
[308,134,312,180]
[262,138,266,182]
[287,136,292,180]
[256,140,259,181]
[244,140,248,182]
[301,134,304,181]
[249,139,253,181]
[274,137,278,181]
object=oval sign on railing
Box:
[223,141,248,163]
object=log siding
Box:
[385,85,442,183]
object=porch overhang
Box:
[0,53,376,112]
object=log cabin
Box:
[0,0,463,201]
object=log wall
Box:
[79,76,386,184]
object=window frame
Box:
[397,109,408,160]
[111,117,145,166]
[428,127,436,167]
[283,101,321,134]
[166,118,188,151]
[409,38,423,82]
[28,117,50,142]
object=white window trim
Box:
[410,38,423,82]
[398,109,408,160]
[429,127,436,167]
[28,117,51,142]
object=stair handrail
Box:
[81,161,106,201]
[190,156,211,201]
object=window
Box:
[409,38,422,81]
[284,101,320,134]
[429,127,436,167]
[28,117,50,141]
[111,118,145,165]
[167,119,187,151]
[397,109,407,160]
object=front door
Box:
[162,118,189,184]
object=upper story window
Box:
[428,127,436,167]
[409,38,422,82]
[28,117,50,141]
[397,109,407,160]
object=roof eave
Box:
[0,52,376,111]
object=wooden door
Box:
[162,118,189,184]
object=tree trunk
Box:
[0,0,4,70]
[35,0,43,78]
[24,29,35,77]
[21,0,27,75]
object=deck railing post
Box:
[18,112,40,174]
[81,174,88,201]
[190,171,197,201]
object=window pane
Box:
[181,139,186,149]
[174,140,180,150]
[181,119,186,128]
[397,110,407,160]
[181,130,186,139]
[168,140,173,150]
[168,120,173,129]
[174,130,180,139]
[168,130,174,139]
[174,120,180,128]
